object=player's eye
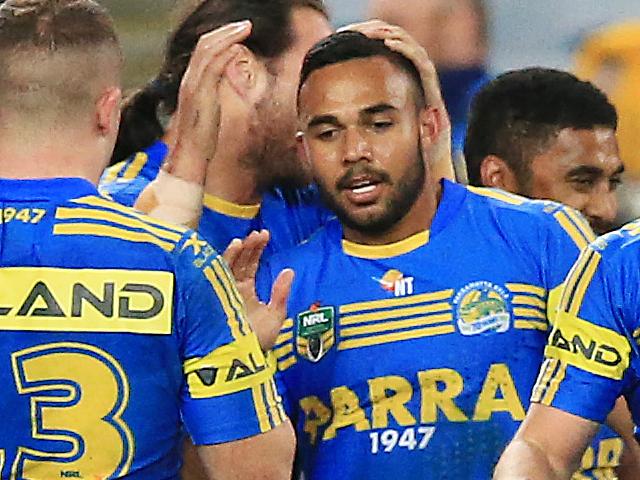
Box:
[371,120,394,131]
[316,128,339,141]
[610,176,623,191]
[570,177,596,192]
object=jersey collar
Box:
[341,179,467,259]
[0,177,98,200]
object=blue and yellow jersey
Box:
[100,141,332,254]
[534,220,640,429]
[0,177,283,479]
[258,179,619,479]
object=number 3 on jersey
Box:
[1,342,134,479]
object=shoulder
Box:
[590,219,640,264]
[56,193,190,257]
[465,185,595,251]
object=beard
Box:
[316,148,427,235]
[245,90,311,191]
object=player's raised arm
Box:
[134,21,253,228]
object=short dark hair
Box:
[112,0,328,165]
[465,67,618,186]
[299,31,425,107]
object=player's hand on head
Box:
[165,20,253,184]
[224,230,295,351]
[339,20,455,182]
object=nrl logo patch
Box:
[453,281,511,336]
[296,304,335,362]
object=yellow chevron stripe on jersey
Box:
[340,302,452,326]
[102,161,127,184]
[506,283,546,297]
[274,330,293,348]
[274,343,293,361]
[342,230,430,259]
[338,324,455,351]
[514,320,548,331]
[340,290,454,314]
[531,358,560,403]
[512,295,546,309]
[545,312,630,380]
[513,308,546,320]
[203,194,261,219]
[466,186,525,205]
[203,266,245,340]
[554,210,591,251]
[56,207,183,244]
[71,196,187,236]
[278,356,297,371]
[121,152,149,180]
[341,314,453,338]
[212,258,250,337]
[54,223,176,252]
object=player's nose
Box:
[343,127,372,164]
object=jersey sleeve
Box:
[197,194,259,252]
[173,231,286,445]
[531,243,635,423]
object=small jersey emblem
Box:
[453,281,511,336]
[296,304,335,362]
[375,269,415,297]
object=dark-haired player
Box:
[465,68,624,235]
[253,31,604,479]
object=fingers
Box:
[223,238,243,269]
[269,268,294,314]
[233,230,269,282]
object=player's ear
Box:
[418,106,439,149]
[480,155,520,192]
[296,130,312,172]
[95,86,122,138]
[224,45,267,101]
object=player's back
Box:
[2,177,203,479]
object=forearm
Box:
[493,439,571,480]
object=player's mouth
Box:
[342,176,385,205]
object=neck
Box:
[0,135,105,184]
[343,182,442,246]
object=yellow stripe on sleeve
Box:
[264,378,284,426]
[565,208,596,244]
[252,385,271,433]
[211,259,251,336]
[559,249,593,312]
[467,186,525,205]
[554,210,590,251]
[541,362,567,406]
[567,252,601,316]
[102,161,127,184]
[531,358,559,403]
[203,267,243,340]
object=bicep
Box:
[196,421,295,480]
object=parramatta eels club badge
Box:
[296,303,335,362]
[453,281,511,336]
